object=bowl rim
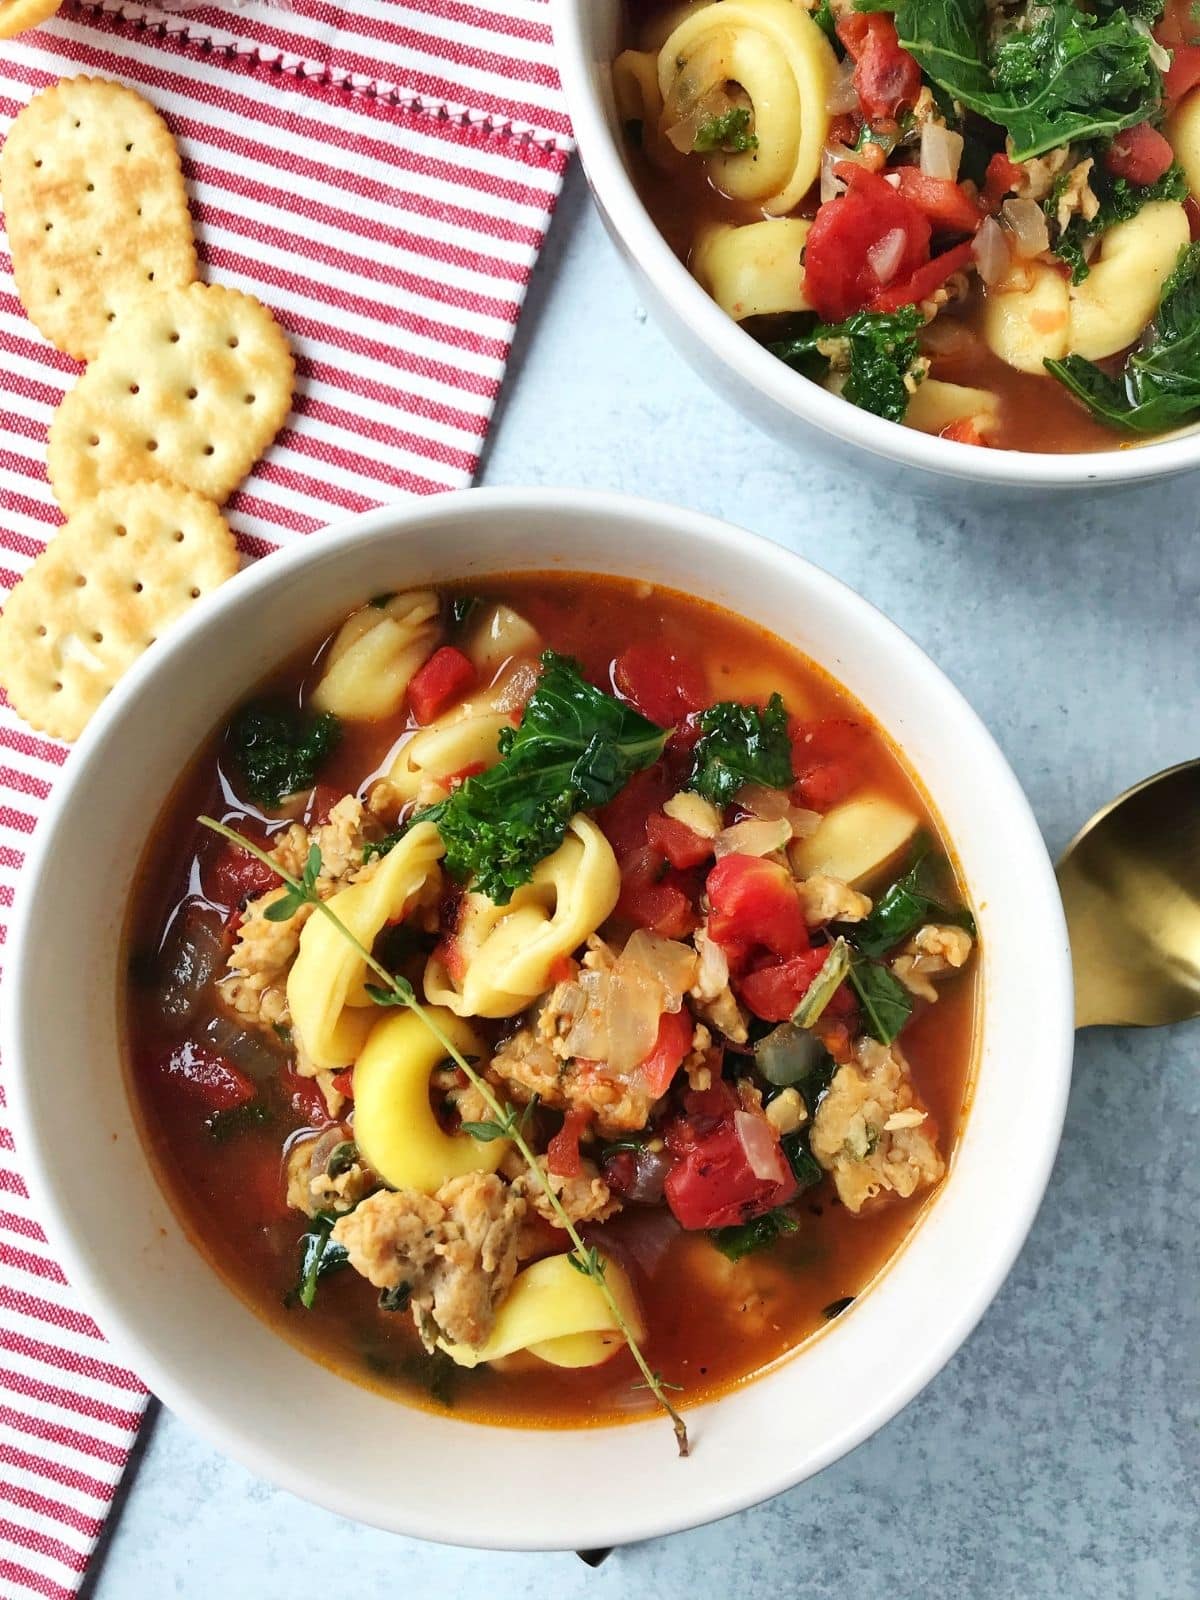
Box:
[1,487,1075,1547]
[549,0,1200,488]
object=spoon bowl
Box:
[1057,759,1200,1028]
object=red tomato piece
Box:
[614,642,709,726]
[205,838,279,909]
[1164,42,1200,104]
[280,1060,331,1126]
[645,811,714,870]
[982,152,1023,215]
[547,1107,592,1178]
[618,847,699,940]
[870,238,975,313]
[158,1041,256,1113]
[706,855,808,967]
[803,165,931,322]
[791,718,869,809]
[940,417,991,447]
[639,1008,695,1097]
[408,646,475,725]
[1187,195,1200,242]
[548,952,579,987]
[737,949,831,1023]
[836,13,921,124]
[893,169,982,235]
[1104,122,1175,186]
[330,1067,355,1101]
[596,764,675,857]
[664,1115,797,1230]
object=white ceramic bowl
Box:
[550,0,1200,490]
[3,490,1073,1549]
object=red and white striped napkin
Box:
[0,3,571,1592]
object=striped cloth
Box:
[0,3,571,1593]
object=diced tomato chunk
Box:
[596,764,676,857]
[408,646,475,725]
[639,1008,694,1097]
[1164,42,1200,105]
[893,169,982,235]
[737,949,831,1022]
[614,643,709,727]
[664,1110,797,1230]
[870,239,975,314]
[982,152,1023,214]
[1104,122,1174,187]
[1187,195,1200,242]
[790,718,869,809]
[618,846,699,939]
[158,1041,256,1113]
[802,164,931,322]
[706,855,808,968]
[280,1060,331,1126]
[330,1067,355,1101]
[645,811,714,870]
[836,13,921,124]
[548,953,579,987]
[547,1107,592,1178]
[940,417,991,447]
[205,837,279,909]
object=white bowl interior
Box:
[550,0,1200,488]
[3,490,1073,1548]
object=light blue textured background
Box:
[86,167,1199,1600]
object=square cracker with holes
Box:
[0,480,239,741]
[0,76,197,361]
[47,282,295,513]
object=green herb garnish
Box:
[293,1212,349,1309]
[685,692,793,807]
[1046,241,1200,431]
[770,307,924,424]
[429,651,669,904]
[460,1096,538,1143]
[229,703,341,810]
[792,937,852,1029]
[693,106,758,154]
[847,952,914,1046]
[710,1208,799,1262]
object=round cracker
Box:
[48,282,295,512]
[0,481,239,741]
[0,0,62,38]
[0,77,197,359]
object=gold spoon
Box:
[1057,759,1200,1028]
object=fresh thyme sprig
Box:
[200,815,690,1456]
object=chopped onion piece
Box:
[562,969,610,1062]
[754,1021,828,1088]
[734,1110,787,1182]
[868,227,908,286]
[605,961,664,1073]
[920,121,964,182]
[736,783,792,820]
[787,806,821,839]
[1001,196,1050,261]
[971,215,1011,287]
[621,929,697,1005]
[714,817,792,859]
[826,56,859,114]
[1133,15,1172,72]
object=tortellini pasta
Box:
[424,815,620,1019]
[462,603,542,680]
[1168,88,1200,201]
[904,378,1000,438]
[1067,201,1190,362]
[658,0,836,215]
[613,47,663,130]
[352,1007,505,1193]
[982,263,1070,375]
[287,821,444,1070]
[384,701,512,806]
[311,590,440,722]
[692,218,812,320]
[441,1251,644,1370]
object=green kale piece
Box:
[229,703,341,810]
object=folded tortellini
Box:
[352,1007,505,1192]
[424,815,620,1018]
[692,218,812,321]
[311,590,440,722]
[287,821,444,1070]
[385,701,512,806]
[441,1251,644,1370]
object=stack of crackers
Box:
[0,77,295,740]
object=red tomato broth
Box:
[620,1,1146,456]
[122,572,979,1429]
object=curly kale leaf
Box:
[770,306,924,424]
[1046,241,1200,431]
[432,652,669,904]
[229,703,341,809]
[866,0,1161,161]
[685,691,795,807]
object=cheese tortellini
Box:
[904,378,1000,438]
[287,821,444,1070]
[692,218,812,320]
[384,699,511,807]
[352,1007,505,1193]
[311,590,440,722]
[658,0,836,215]
[441,1251,644,1370]
[1168,88,1200,200]
[462,603,542,680]
[982,263,1070,375]
[424,815,620,1018]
